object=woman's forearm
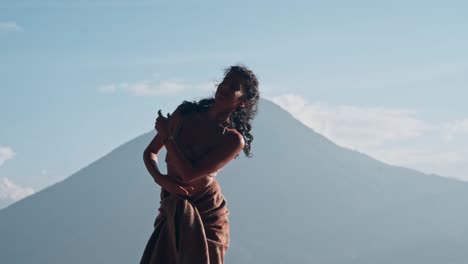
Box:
[143,149,173,188]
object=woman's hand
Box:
[155,109,171,140]
[160,176,195,198]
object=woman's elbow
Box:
[143,148,155,160]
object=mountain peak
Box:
[2,98,468,263]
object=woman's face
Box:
[215,73,245,109]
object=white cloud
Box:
[99,81,186,96]
[268,94,468,180]
[194,81,217,92]
[269,94,430,149]
[97,84,117,93]
[0,147,36,208]
[0,177,34,205]
[442,118,468,142]
[99,80,218,96]
[0,146,16,167]
[370,146,468,180]
[3,1,155,9]
[0,21,22,32]
[370,147,466,169]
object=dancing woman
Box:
[140,65,260,264]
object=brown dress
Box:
[141,111,230,264]
[140,180,230,264]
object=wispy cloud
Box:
[369,146,467,180]
[193,81,217,92]
[269,94,430,149]
[2,1,155,9]
[0,22,22,32]
[99,80,217,96]
[99,81,186,96]
[268,94,468,180]
[0,147,32,208]
[442,118,468,142]
[0,177,34,208]
[370,147,465,168]
[0,146,16,167]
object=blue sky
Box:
[1,0,467,208]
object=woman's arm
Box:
[164,129,244,183]
[143,132,165,182]
[155,107,199,181]
[143,132,193,196]
[156,106,244,183]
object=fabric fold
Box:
[140,180,229,264]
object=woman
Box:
[140,65,260,264]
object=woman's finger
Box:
[179,186,189,196]
[158,110,170,119]
[180,183,194,191]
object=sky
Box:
[1,0,467,208]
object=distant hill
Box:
[2,99,468,263]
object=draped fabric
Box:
[140,180,230,264]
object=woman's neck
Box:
[207,104,234,126]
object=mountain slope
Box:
[1,99,468,264]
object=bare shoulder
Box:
[170,103,185,120]
[171,102,198,122]
[223,128,245,151]
[168,103,192,130]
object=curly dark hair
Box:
[177,64,260,158]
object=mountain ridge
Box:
[2,99,468,263]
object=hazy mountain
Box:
[1,99,468,263]
[0,199,10,211]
